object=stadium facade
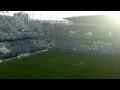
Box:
[63,15,120,24]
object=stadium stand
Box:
[1,14,120,61]
[53,15,120,54]
[0,15,50,60]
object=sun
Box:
[108,14,120,24]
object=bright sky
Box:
[2,11,120,20]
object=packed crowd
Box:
[0,39,49,59]
[53,24,120,41]
[0,15,51,59]
[0,15,47,41]
[1,14,120,59]
[53,24,120,54]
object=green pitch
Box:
[0,49,120,79]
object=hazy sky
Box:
[2,11,120,20]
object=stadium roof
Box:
[63,15,120,24]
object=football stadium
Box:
[1,12,120,79]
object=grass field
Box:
[0,49,120,79]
